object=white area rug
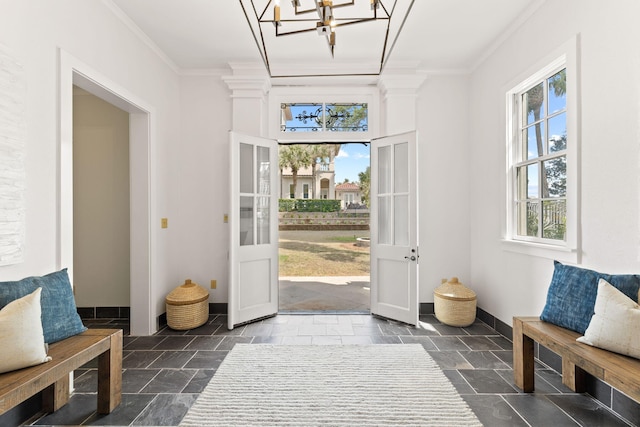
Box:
[180,344,481,426]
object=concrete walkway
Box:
[279,276,370,312]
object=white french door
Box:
[228,132,279,330]
[370,131,419,326]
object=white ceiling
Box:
[110,0,543,75]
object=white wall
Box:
[0,0,181,331]
[177,74,232,302]
[5,0,638,329]
[415,75,471,302]
[468,0,640,325]
[73,89,130,307]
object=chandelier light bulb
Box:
[274,0,281,26]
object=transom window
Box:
[280,102,368,132]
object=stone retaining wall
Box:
[279,224,370,231]
[278,212,369,231]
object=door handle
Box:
[405,248,418,262]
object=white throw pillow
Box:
[577,278,640,359]
[0,288,52,374]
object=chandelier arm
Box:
[331,17,386,29]
[380,0,415,73]
[273,17,387,37]
[378,21,390,72]
[265,18,323,23]
[240,0,272,76]
[275,27,321,36]
[293,0,355,15]
[330,0,356,10]
[257,0,274,21]
[294,6,320,15]
[379,0,391,17]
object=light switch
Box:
[161,218,168,228]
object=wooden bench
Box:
[0,328,122,416]
[513,316,640,402]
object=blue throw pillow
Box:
[540,261,640,334]
[0,269,87,343]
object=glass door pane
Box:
[378,145,391,194]
[257,146,270,195]
[394,143,408,193]
[240,143,253,194]
[240,196,254,246]
[378,195,391,245]
[394,195,408,246]
[257,196,270,245]
[255,146,271,245]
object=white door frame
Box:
[59,49,155,335]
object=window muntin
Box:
[513,68,567,243]
[280,103,368,132]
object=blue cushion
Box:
[0,269,86,343]
[540,261,640,334]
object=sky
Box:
[334,143,370,184]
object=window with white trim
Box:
[516,67,566,242]
[506,52,577,254]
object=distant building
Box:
[335,182,362,209]
[280,158,335,200]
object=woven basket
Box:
[166,279,209,330]
[434,277,477,327]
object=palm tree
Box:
[524,70,566,239]
[526,69,566,198]
[278,145,312,198]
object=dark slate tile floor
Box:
[25,314,636,426]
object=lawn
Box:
[279,230,370,276]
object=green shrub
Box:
[278,199,340,213]
[279,199,296,212]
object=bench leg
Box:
[513,317,535,392]
[562,358,587,392]
[96,331,122,414]
[42,375,70,413]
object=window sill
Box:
[501,239,579,263]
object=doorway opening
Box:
[60,50,154,335]
[72,86,131,326]
[278,142,371,312]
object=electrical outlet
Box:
[223,214,228,223]
[161,218,168,228]
[210,279,217,289]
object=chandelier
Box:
[239,0,415,77]
[272,0,383,57]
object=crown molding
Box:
[180,67,231,77]
[101,0,180,75]
[470,0,548,72]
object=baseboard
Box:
[476,307,512,338]
[419,302,434,314]
[210,303,228,314]
[77,306,130,319]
